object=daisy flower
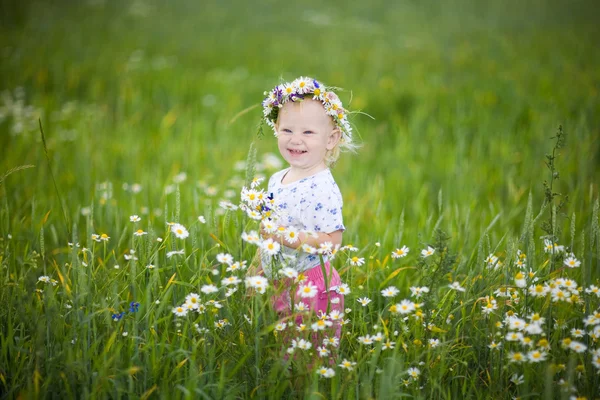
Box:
[421,246,435,258]
[391,246,409,258]
[357,297,372,306]
[564,255,581,268]
[216,253,234,265]
[221,276,241,286]
[381,286,399,297]
[568,341,587,353]
[323,336,339,348]
[198,215,206,223]
[295,302,309,312]
[349,256,365,266]
[245,276,269,294]
[170,223,189,239]
[129,215,141,222]
[585,285,600,297]
[200,284,218,294]
[358,335,373,345]
[395,299,416,314]
[166,250,184,258]
[301,243,317,254]
[241,231,261,245]
[298,282,318,298]
[316,367,335,378]
[407,367,420,379]
[219,200,238,211]
[185,293,201,309]
[99,233,110,242]
[261,238,281,256]
[507,352,525,363]
[409,286,430,298]
[172,305,188,317]
[336,283,351,295]
[134,229,147,236]
[284,227,299,244]
[279,267,299,279]
[261,219,278,234]
[339,359,357,371]
[448,282,466,292]
[312,319,333,331]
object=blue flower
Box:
[112,312,125,322]
[129,302,140,313]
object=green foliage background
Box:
[1,0,599,398]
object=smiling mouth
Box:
[288,149,307,155]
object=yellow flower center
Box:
[314,89,320,96]
[137,229,143,234]
[176,229,183,235]
[101,234,108,239]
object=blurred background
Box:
[1,0,599,249]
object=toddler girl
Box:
[253,76,357,348]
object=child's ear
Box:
[327,128,341,150]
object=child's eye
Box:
[282,129,292,134]
[303,131,313,135]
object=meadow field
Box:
[1,0,600,398]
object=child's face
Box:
[275,99,340,172]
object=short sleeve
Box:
[303,182,345,233]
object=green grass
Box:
[1,0,600,398]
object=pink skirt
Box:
[271,261,344,342]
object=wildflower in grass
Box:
[311,319,333,331]
[134,229,147,236]
[407,367,420,379]
[569,341,587,353]
[198,215,206,224]
[571,328,585,337]
[551,287,571,302]
[506,331,524,342]
[38,275,51,284]
[317,346,330,357]
[448,282,466,292]
[261,238,281,256]
[583,313,599,327]
[328,310,344,321]
[91,233,100,242]
[481,299,498,315]
[508,352,525,363]
[358,335,373,345]
[129,302,140,312]
[221,276,241,286]
[172,306,187,317]
[130,215,141,222]
[488,341,502,350]
[514,271,526,288]
[357,297,372,306]
[318,241,334,255]
[410,286,430,298]
[528,284,550,297]
[343,244,359,252]
[336,283,351,295]
[585,285,600,297]
[383,340,395,350]
[592,350,600,369]
[274,322,286,331]
[371,332,384,342]
[339,359,357,370]
[201,284,218,294]
[185,293,201,309]
[524,323,544,335]
[395,299,416,315]
[484,254,498,268]
[156,237,163,242]
[391,245,409,258]
[250,176,264,188]
[381,286,399,297]
[349,256,365,266]
[166,250,184,258]
[206,300,223,309]
[296,324,307,332]
[245,275,269,294]
[429,338,440,348]
[510,374,525,385]
[279,267,298,279]
[543,238,564,254]
[145,264,155,269]
[171,223,189,239]
[112,312,125,321]
[214,319,230,329]
[97,233,109,242]
[216,253,234,265]
[296,338,312,350]
[227,261,247,272]
[294,302,309,312]
[421,246,435,258]
[225,287,237,297]
[323,336,339,348]
[508,316,527,331]
[196,303,206,313]
[316,367,335,378]
[298,282,318,298]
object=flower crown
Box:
[261,76,354,150]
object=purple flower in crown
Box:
[313,79,321,89]
[289,92,305,102]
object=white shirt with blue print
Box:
[260,167,345,278]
